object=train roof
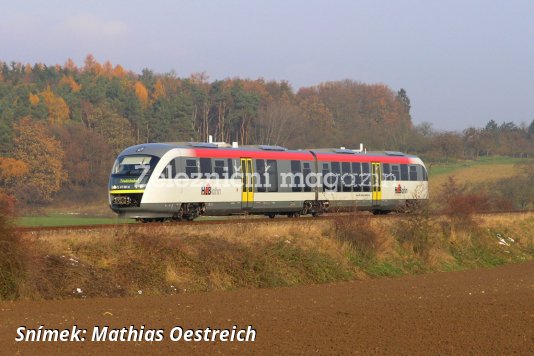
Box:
[309,148,420,158]
[117,142,422,163]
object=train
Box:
[108,141,429,221]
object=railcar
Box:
[108,142,428,221]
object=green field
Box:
[15,214,233,227]
[428,156,531,192]
[15,214,134,227]
[428,156,528,177]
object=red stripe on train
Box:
[190,148,415,164]
[190,148,315,161]
[314,153,414,164]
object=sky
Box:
[1,0,533,130]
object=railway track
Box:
[15,209,533,234]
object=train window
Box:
[400,164,409,181]
[200,158,212,178]
[267,160,278,192]
[321,163,330,191]
[159,159,177,179]
[302,162,312,192]
[390,164,400,181]
[341,162,351,192]
[214,159,226,178]
[227,159,234,178]
[291,160,302,192]
[351,162,361,192]
[331,162,341,192]
[185,158,199,178]
[382,163,392,181]
[322,163,336,192]
[409,165,418,181]
[256,159,266,192]
[419,164,428,181]
[361,163,371,192]
[112,155,159,177]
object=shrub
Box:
[332,214,380,261]
[0,205,25,300]
[394,200,436,256]
[438,176,490,226]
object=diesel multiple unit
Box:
[109,142,428,221]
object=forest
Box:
[0,55,533,207]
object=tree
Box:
[396,88,411,115]
[153,79,166,100]
[255,96,300,146]
[40,86,70,125]
[83,54,101,74]
[13,117,67,203]
[59,75,81,93]
[295,94,335,148]
[28,93,40,106]
[134,81,149,107]
[433,132,463,162]
[51,123,113,186]
[0,157,28,211]
[85,105,135,153]
[462,127,482,159]
[485,120,498,131]
[64,58,78,73]
[528,119,534,138]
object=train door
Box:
[240,158,254,209]
[371,162,382,206]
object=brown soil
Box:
[1,262,533,355]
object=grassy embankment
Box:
[1,212,533,300]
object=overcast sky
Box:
[1,0,533,130]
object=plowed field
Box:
[1,262,533,355]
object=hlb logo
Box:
[201,184,221,195]
[201,184,212,195]
[395,184,408,194]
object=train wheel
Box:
[267,213,276,219]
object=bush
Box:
[393,201,436,256]
[333,214,381,261]
[438,176,490,226]
[0,206,25,300]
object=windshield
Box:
[111,155,160,177]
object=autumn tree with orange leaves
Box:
[0,157,28,213]
[134,81,149,107]
[40,87,70,125]
[13,118,67,204]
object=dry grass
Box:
[3,212,533,301]
[429,164,521,192]
[0,211,25,299]
[475,213,534,251]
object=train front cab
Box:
[108,154,160,215]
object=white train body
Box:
[109,143,428,220]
